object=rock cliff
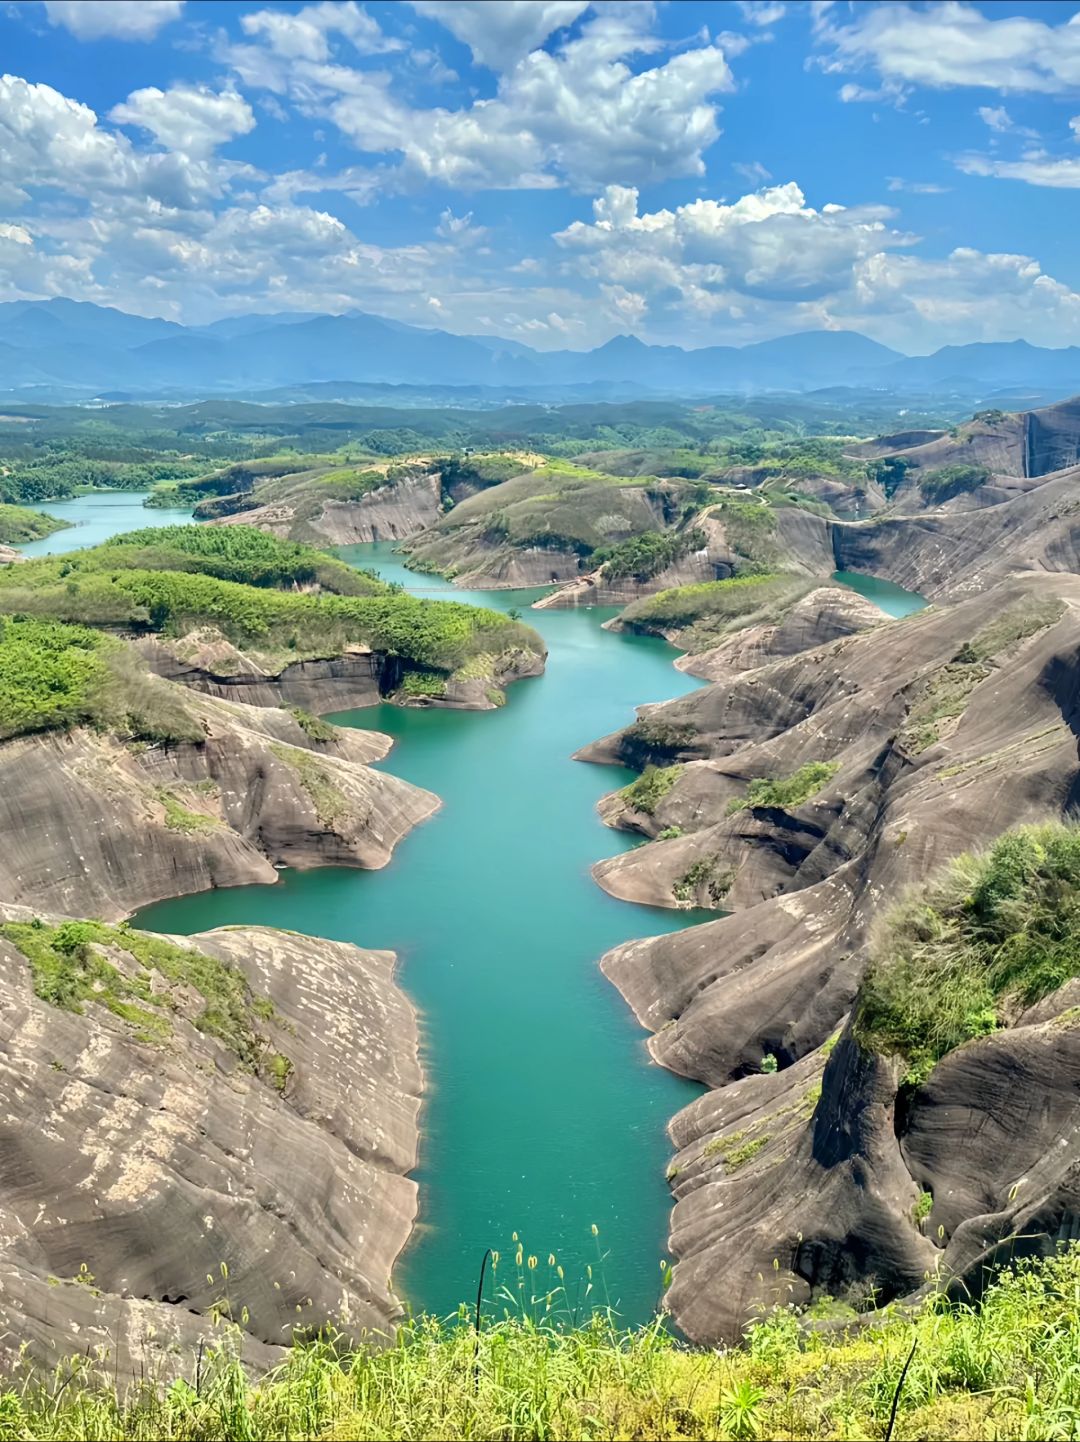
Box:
[0,909,422,1376]
[0,680,437,921]
[584,573,1080,1340]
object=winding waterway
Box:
[16,497,926,1325]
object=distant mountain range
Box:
[4,297,1080,403]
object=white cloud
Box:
[556,181,912,310]
[0,74,229,211]
[42,1,184,41]
[886,177,949,194]
[410,1,590,72]
[957,150,1080,190]
[231,5,735,191]
[978,105,1013,133]
[818,2,1080,96]
[846,247,1080,348]
[734,159,772,184]
[110,86,255,158]
[737,2,786,27]
[240,1,401,61]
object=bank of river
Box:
[17,491,192,557]
[138,542,716,1325]
[13,496,927,1325]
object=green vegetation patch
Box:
[0,538,544,675]
[593,528,707,582]
[1,1247,1079,1439]
[619,571,805,650]
[726,761,840,815]
[0,503,69,544]
[919,464,991,502]
[1,918,286,1075]
[855,823,1080,1085]
[287,706,337,742]
[0,617,112,739]
[672,855,734,905]
[99,524,378,595]
[901,597,1065,754]
[397,670,448,699]
[155,787,216,834]
[620,763,683,815]
[715,498,778,567]
[270,743,350,828]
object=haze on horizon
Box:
[3,0,1080,354]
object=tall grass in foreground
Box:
[3,1247,1080,1440]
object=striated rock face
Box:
[583,573,1080,1341]
[216,471,443,546]
[136,632,386,713]
[0,910,422,1377]
[310,473,443,543]
[0,689,437,921]
[134,627,544,715]
[675,586,882,681]
[661,990,1080,1347]
[532,551,723,611]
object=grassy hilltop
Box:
[1,1246,1078,1439]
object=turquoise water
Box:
[832,570,928,618]
[17,496,928,1325]
[137,541,715,1324]
[16,492,191,557]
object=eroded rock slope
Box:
[0,910,422,1376]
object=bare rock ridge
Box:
[133,630,543,714]
[583,570,1080,1343]
[0,681,437,922]
[214,468,444,545]
[0,908,422,1375]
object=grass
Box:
[0,919,283,1072]
[0,503,69,543]
[287,706,338,742]
[4,1247,1080,1439]
[726,761,840,815]
[270,743,350,828]
[618,572,806,651]
[620,763,683,815]
[901,597,1065,754]
[855,822,1080,1085]
[156,787,215,833]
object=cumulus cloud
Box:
[230,5,735,191]
[110,86,255,158]
[555,181,912,317]
[817,2,1080,96]
[42,1,184,41]
[410,0,590,72]
[0,74,231,211]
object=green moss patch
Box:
[620,763,683,815]
[1,919,286,1077]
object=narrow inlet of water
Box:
[13,500,927,1324]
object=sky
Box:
[3,0,1080,354]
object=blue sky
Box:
[3,0,1080,353]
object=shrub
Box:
[855,823,1080,1084]
[919,464,991,501]
[726,761,840,814]
[620,763,682,815]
